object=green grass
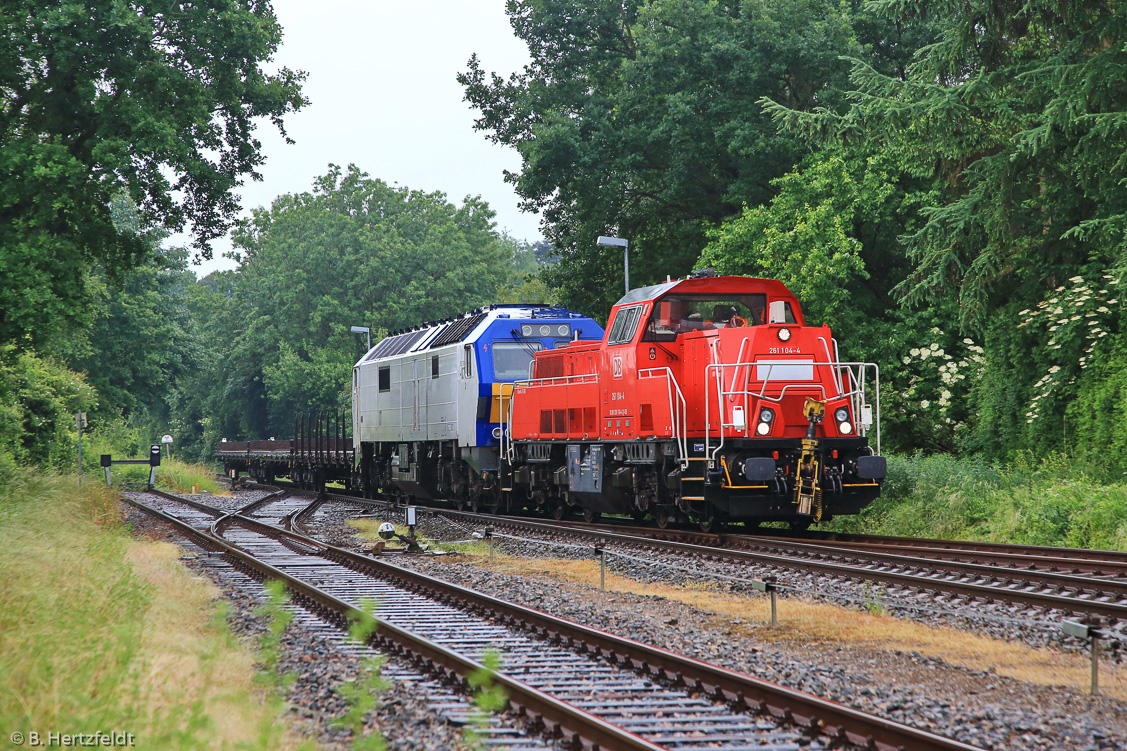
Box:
[824,453,1127,550]
[105,457,224,494]
[0,468,306,749]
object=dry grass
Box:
[0,469,311,750]
[470,551,1127,700]
[125,541,308,748]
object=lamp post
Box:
[350,325,371,352]
[597,236,630,294]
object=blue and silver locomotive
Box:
[352,304,604,508]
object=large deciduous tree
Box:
[763,0,1127,459]
[766,0,1127,327]
[0,0,307,350]
[197,164,519,440]
[460,0,864,317]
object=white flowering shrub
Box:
[1015,274,1120,424]
[888,327,985,449]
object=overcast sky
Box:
[186,0,534,277]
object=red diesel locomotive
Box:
[503,272,885,531]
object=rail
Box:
[129,490,984,751]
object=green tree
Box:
[461,0,864,317]
[754,0,1127,460]
[698,150,922,342]
[0,346,97,470]
[765,0,1127,327]
[64,247,199,423]
[197,165,518,439]
[0,0,307,351]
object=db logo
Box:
[612,355,624,379]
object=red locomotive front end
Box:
[506,273,884,530]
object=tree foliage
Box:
[63,238,200,421]
[461,0,867,317]
[766,0,1127,328]
[698,149,925,341]
[190,165,523,442]
[0,0,307,350]
[0,346,96,471]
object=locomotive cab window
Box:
[768,299,798,324]
[493,341,543,380]
[378,366,391,392]
[643,294,768,341]
[607,304,644,345]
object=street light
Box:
[350,325,371,352]
[597,236,630,294]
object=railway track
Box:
[322,499,1127,626]
[125,488,982,751]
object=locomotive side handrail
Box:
[638,367,689,469]
[519,373,600,387]
[704,359,880,466]
[503,373,601,462]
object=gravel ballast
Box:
[122,499,548,751]
[304,502,1127,751]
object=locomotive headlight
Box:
[777,328,792,342]
[839,421,853,434]
[521,324,533,336]
[834,407,849,423]
[557,324,570,337]
[539,325,551,336]
[756,407,774,435]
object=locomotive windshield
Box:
[492,341,543,380]
[642,294,792,342]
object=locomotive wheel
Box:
[697,513,719,534]
[583,509,601,524]
[551,504,565,521]
[655,508,672,529]
[789,519,812,532]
